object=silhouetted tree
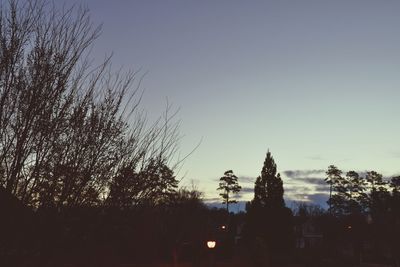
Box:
[323,166,400,263]
[346,170,367,213]
[0,0,182,209]
[325,165,342,214]
[253,151,284,209]
[294,202,325,218]
[366,171,390,214]
[0,1,197,265]
[390,176,400,214]
[389,176,400,266]
[107,158,178,207]
[328,170,366,216]
[217,170,241,212]
[245,151,293,266]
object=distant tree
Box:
[141,158,178,205]
[345,171,366,213]
[390,176,400,214]
[325,167,394,216]
[325,165,342,214]
[253,151,284,209]
[389,176,400,267]
[325,167,370,215]
[323,167,400,263]
[294,202,325,218]
[366,171,390,219]
[217,170,241,212]
[107,158,178,207]
[172,186,205,208]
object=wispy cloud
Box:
[285,192,329,209]
[294,177,326,185]
[207,170,333,210]
[284,185,314,194]
[204,197,220,202]
[240,186,255,193]
[283,169,325,178]
[280,169,329,207]
[282,169,326,187]
[314,184,330,192]
[213,175,255,184]
[238,176,255,184]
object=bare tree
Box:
[0,0,182,209]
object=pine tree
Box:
[217,170,241,212]
[245,150,293,260]
[253,151,285,209]
[325,165,342,214]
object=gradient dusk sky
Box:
[78,0,400,208]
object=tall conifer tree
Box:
[253,151,285,209]
[245,150,293,261]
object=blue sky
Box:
[78,0,400,207]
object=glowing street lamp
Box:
[207,240,216,249]
[206,240,216,267]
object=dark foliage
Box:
[217,169,241,212]
[243,151,294,266]
[0,0,181,210]
[324,166,400,266]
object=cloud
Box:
[283,176,326,186]
[285,192,329,209]
[204,197,220,202]
[283,169,325,178]
[284,185,314,194]
[206,170,333,211]
[314,184,330,192]
[238,176,255,184]
[235,186,254,201]
[295,177,326,185]
[282,169,327,188]
[213,175,255,184]
[240,186,254,193]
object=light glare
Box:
[207,240,216,249]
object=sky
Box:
[76,0,400,209]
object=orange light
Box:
[347,225,352,229]
[207,240,216,249]
[221,225,226,230]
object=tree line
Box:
[326,165,400,217]
[323,165,400,265]
[215,159,400,266]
